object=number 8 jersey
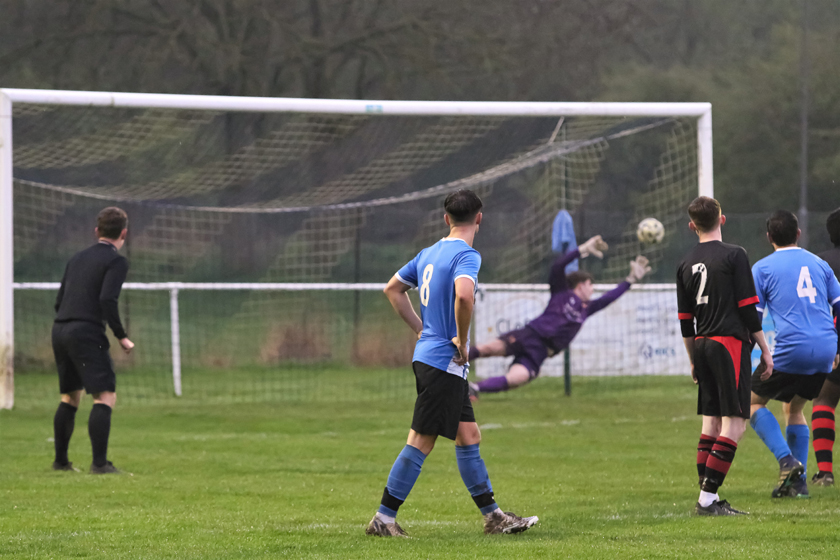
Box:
[751,247,840,375]
[395,238,481,378]
[676,240,760,343]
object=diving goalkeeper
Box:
[469,235,650,398]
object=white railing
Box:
[14,282,679,395]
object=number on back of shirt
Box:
[691,263,709,305]
[797,266,817,304]
[419,264,434,306]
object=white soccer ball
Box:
[636,217,665,244]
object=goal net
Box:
[1,90,712,407]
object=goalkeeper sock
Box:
[53,402,77,465]
[456,444,497,514]
[477,376,509,393]
[378,445,426,518]
[88,403,112,468]
[750,407,792,461]
[786,424,810,480]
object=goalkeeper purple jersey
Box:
[526,248,630,352]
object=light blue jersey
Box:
[396,238,481,378]
[752,247,840,375]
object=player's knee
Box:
[456,423,481,446]
[93,391,116,409]
[61,391,82,408]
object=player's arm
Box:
[54,264,68,312]
[451,277,474,366]
[733,251,772,379]
[100,257,133,353]
[383,275,423,337]
[548,235,608,293]
[824,264,840,360]
[676,265,698,383]
[587,256,651,315]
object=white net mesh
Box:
[10,102,701,404]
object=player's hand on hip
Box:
[759,351,774,381]
[579,235,608,259]
[626,255,652,284]
[119,338,134,354]
[451,337,468,366]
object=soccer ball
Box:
[636,218,665,244]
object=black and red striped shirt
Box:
[676,240,761,342]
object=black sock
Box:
[88,403,112,467]
[53,402,77,464]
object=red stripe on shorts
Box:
[738,296,760,307]
[707,336,743,390]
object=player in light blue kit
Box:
[749,210,840,498]
[365,189,538,538]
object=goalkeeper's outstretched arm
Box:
[548,235,609,294]
[587,256,651,315]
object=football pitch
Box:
[2,372,838,559]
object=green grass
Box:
[2,373,839,559]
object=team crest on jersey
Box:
[563,300,583,323]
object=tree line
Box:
[1,0,838,216]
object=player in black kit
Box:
[676,196,773,516]
[811,207,840,486]
[51,207,134,474]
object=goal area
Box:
[0,90,712,408]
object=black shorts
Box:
[502,327,550,379]
[411,362,476,440]
[52,321,116,395]
[827,364,840,387]
[752,368,828,403]
[694,336,751,419]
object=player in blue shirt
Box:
[365,189,538,538]
[749,210,840,498]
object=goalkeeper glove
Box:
[626,255,651,284]
[578,235,608,259]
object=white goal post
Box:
[0,88,713,409]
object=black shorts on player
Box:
[752,369,828,403]
[411,362,476,440]
[694,336,751,419]
[500,327,550,379]
[53,321,117,395]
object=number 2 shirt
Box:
[395,238,481,378]
[676,240,760,343]
[752,247,840,375]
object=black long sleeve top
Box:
[54,241,129,339]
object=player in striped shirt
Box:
[810,207,840,486]
[676,196,773,516]
[749,210,840,498]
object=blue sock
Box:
[750,407,792,462]
[378,445,426,518]
[787,424,810,480]
[456,444,498,515]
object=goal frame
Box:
[0,88,714,409]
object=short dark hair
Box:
[766,210,799,246]
[97,207,128,240]
[687,196,721,233]
[568,270,593,290]
[444,189,483,224]
[827,207,840,247]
